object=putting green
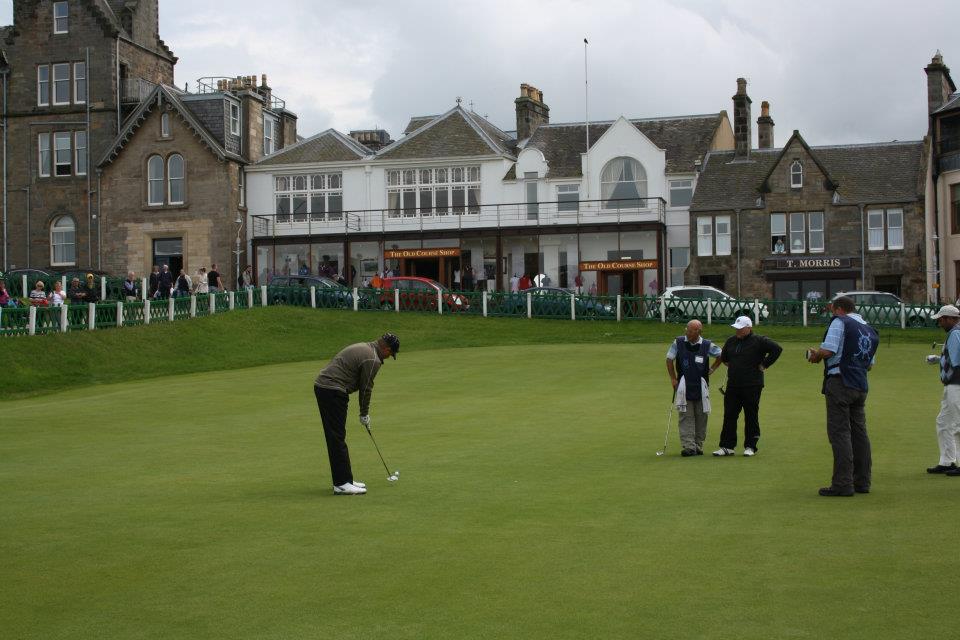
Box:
[1,343,954,639]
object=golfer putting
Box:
[314,333,400,495]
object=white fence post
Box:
[802,300,808,327]
[61,275,67,292]
[310,286,316,308]
[570,293,576,320]
[60,304,68,333]
[168,296,175,321]
[616,294,622,322]
[482,290,488,317]
[209,294,216,315]
[247,288,254,308]
[353,288,359,311]
[28,305,36,335]
[438,290,443,315]
[394,288,400,312]
[228,291,235,311]
[707,300,713,325]
[190,295,197,318]
[753,299,760,325]
[88,302,96,330]
[261,285,267,307]
[101,277,106,302]
[660,299,666,323]
[141,277,148,301]
[21,274,27,296]
[116,301,123,327]
[144,300,151,325]
[527,292,532,319]
[900,303,906,329]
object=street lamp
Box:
[234,213,243,288]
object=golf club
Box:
[656,390,675,457]
[363,423,399,482]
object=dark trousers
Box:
[824,376,871,491]
[719,385,763,450]
[314,386,353,486]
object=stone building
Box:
[0,0,175,272]
[688,79,928,302]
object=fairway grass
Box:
[1,341,953,639]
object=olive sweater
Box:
[314,342,383,416]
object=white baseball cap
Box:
[731,316,753,329]
[932,304,960,319]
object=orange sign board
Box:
[384,248,461,259]
[578,260,658,271]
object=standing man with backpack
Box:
[806,296,880,496]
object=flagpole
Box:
[584,37,590,199]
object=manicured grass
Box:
[0,332,953,638]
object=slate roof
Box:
[403,116,436,135]
[934,92,960,114]
[521,114,725,179]
[376,106,514,160]
[256,129,370,166]
[690,139,926,212]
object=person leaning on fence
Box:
[48,280,66,307]
[313,333,400,495]
[712,316,782,457]
[0,279,15,307]
[208,264,223,293]
[806,295,879,496]
[157,264,174,299]
[83,274,100,303]
[122,271,140,302]
[194,267,209,295]
[29,281,48,306]
[926,304,960,476]
[175,269,192,298]
[666,319,723,456]
[68,277,85,304]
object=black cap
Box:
[381,333,400,359]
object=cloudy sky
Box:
[3,0,958,146]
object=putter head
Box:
[655,450,665,457]
[388,474,399,482]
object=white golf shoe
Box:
[712,447,736,456]
[352,481,366,489]
[743,447,756,457]
[333,482,367,495]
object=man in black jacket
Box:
[709,316,782,457]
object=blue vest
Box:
[940,328,960,385]
[822,315,879,392]
[674,337,711,400]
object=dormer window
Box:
[790,160,803,189]
[53,2,68,34]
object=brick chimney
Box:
[515,83,549,141]
[925,51,956,114]
[757,100,774,149]
[732,78,752,159]
[350,129,392,152]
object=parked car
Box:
[379,276,470,312]
[500,287,614,317]
[269,275,363,308]
[654,285,770,322]
[830,291,933,327]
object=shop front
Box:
[383,247,461,284]
[763,256,860,302]
[578,259,659,296]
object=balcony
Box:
[196,76,286,112]
[120,78,156,104]
[251,198,667,239]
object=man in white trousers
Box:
[666,319,723,456]
[928,305,960,476]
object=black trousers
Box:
[719,385,763,450]
[824,376,871,491]
[314,386,353,486]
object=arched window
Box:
[168,154,184,204]
[601,157,647,209]
[790,160,803,188]
[147,155,164,204]
[160,112,170,138]
[50,216,76,266]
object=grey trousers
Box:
[824,376,872,491]
[678,400,708,452]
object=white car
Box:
[655,285,770,322]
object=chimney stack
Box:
[515,83,549,141]
[925,51,956,114]
[732,78,752,159]
[757,100,774,149]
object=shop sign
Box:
[767,257,852,270]
[578,259,658,271]
[383,248,461,259]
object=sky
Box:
[3,0,958,147]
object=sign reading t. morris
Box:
[766,257,853,270]
[383,248,461,259]
[578,259,658,271]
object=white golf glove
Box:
[359,415,371,428]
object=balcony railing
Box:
[250,198,667,239]
[196,76,286,111]
[120,78,156,103]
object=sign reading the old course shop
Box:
[578,259,658,271]
[765,257,853,270]
[383,248,461,259]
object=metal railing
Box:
[120,78,156,103]
[251,197,667,238]
[195,76,286,111]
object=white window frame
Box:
[54,131,72,176]
[263,115,277,155]
[808,211,824,253]
[52,63,70,105]
[789,212,806,253]
[238,168,245,207]
[37,65,50,106]
[167,154,185,205]
[147,155,164,205]
[887,208,904,250]
[557,184,579,213]
[160,113,170,138]
[73,62,86,104]
[229,102,241,136]
[385,166,480,218]
[53,1,69,34]
[771,213,786,254]
[600,156,648,209]
[867,209,885,251]
[697,217,713,257]
[74,131,86,176]
[274,172,343,222]
[715,215,731,256]
[50,216,76,266]
[790,160,803,188]
[669,179,693,208]
[38,133,51,177]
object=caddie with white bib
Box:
[666,319,723,456]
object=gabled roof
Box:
[97,84,242,167]
[759,130,839,193]
[690,139,926,212]
[521,114,725,178]
[403,116,437,135]
[376,106,515,160]
[934,92,960,115]
[255,129,370,166]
